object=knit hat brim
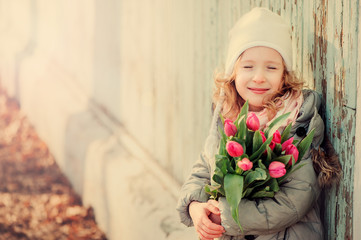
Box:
[225,8,293,76]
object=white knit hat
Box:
[225,7,293,76]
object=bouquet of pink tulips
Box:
[205,101,314,232]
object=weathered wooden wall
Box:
[120,1,359,239]
[310,1,357,239]
[0,0,357,239]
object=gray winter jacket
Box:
[176,89,325,240]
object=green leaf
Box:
[218,126,228,153]
[274,143,282,155]
[258,159,267,170]
[234,107,243,128]
[238,118,247,141]
[227,158,236,174]
[234,112,243,127]
[224,174,244,232]
[271,155,292,166]
[218,136,226,156]
[264,112,291,138]
[215,154,228,161]
[216,158,228,175]
[239,100,249,117]
[290,155,296,167]
[268,178,280,192]
[250,190,275,198]
[281,123,293,143]
[245,130,254,150]
[250,175,271,189]
[205,184,221,192]
[245,168,267,186]
[252,131,263,153]
[205,184,220,199]
[265,145,272,164]
[242,187,255,198]
[297,128,315,161]
[236,101,249,141]
[250,136,273,161]
[213,168,224,184]
[219,113,225,125]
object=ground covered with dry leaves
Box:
[0,89,107,240]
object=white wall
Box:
[0,0,214,239]
[0,1,197,239]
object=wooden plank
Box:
[354,0,361,236]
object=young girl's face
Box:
[234,46,284,112]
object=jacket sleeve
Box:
[219,90,324,236]
[176,153,211,227]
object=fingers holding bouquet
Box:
[189,200,225,240]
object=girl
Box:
[176,7,341,240]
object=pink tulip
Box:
[273,130,281,144]
[269,130,282,151]
[269,141,276,151]
[260,131,267,143]
[226,141,244,157]
[282,137,294,151]
[246,113,260,131]
[269,161,286,178]
[224,119,237,137]
[237,158,253,171]
[285,144,299,165]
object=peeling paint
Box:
[304,0,356,239]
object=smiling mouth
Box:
[248,88,269,94]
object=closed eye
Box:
[243,66,253,69]
[267,66,277,70]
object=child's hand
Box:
[189,200,225,240]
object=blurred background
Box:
[0,1,360,240]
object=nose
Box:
[252,69,266,83]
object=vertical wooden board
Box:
[120,0,159,170]
[332,2,350,239]
[164,0,177,179]
[321,2,340,239]
[338,3,357,239]
[302,0,316,88]
[311,0,323,93]
[354,0,361,236]
[342,0,357,109]
[153,0,170,168]
[170,0,195,181]
[229,0,242,22]
[140,1,156,156]
[331,108,355,240]
[186,0,198,181]
[167,0,181,180]
[119,1,143,136]
[192,0,209,175]
[292,1,304,79]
